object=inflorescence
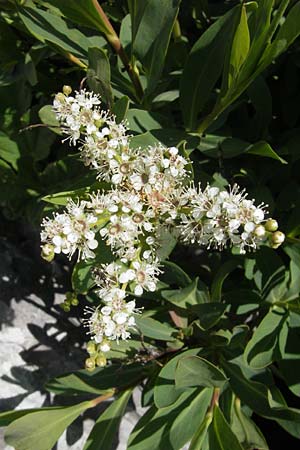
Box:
[41,87,285,368]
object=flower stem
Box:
[92,0,144,102]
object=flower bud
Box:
[61,303,71,312]
[96,354,107,367]
[254,225,266,238]
[55,93,65,103]
[86,341,97,355]
[63,85,72,96]
[85,357,96,371]
[272,231,285,246]
[71,297,79,306]
[265,219,278,232]
[41,244,54,262]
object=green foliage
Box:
[1,0,300,449]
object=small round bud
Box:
[272,231,285,245]
[71,297,79,306]
[254,225,266,238]
[86,341,97,355]
[62,303,71,312]
[55,92,65,103]
[41,244,54,262]
[96,354,107,367]
[100,342,110,353]
[265,219,278,232]
[65,291,73,300]
[85,357,96,372]
[63,85,72,96]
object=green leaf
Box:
[162,277,209,309]
[135,316,176,341]
[38,105,61,134]
[191,303,227,330]
[126,108,165,133]
[223,5,250,91]
[87,47,113,108]
[83,390,132,450]
[211,260,240,302]
[209,405,244,450]
[175,356,227,389]
[247,141,287,164]
[128,388,212,450]
[5,400,92,450]
[231,398,269,450]
[0,409,60,427]
[46,363,152,396]
[45,0,113,35]
[0,132,20,170]
[244,308,289,369]
[180,5,240,130]
[161,261,192,288]
[222,359,300,422]
[156,227,178,260]
[154,348,202,408]
[112,96,130,123]
[188,413,212,450]
[130,0,181,95]
[18,6,94,62]
[261,1,300,68]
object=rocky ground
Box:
[0,222,149,450]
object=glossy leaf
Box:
[244,307,289,369]
[129,0,181,95]
[135,316,176,341]
[180,5,240,130]
[83,390,132,450]
[46,362,152,396]
[175,356,227,389]
[87,47,113,108]
[5,400,92,450]
[128,388,212,450]
[162,277,209,308]
[191,303,227,330]
[154,348,202,408]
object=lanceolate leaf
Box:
[5,401,92,450]
[180,5,240,130]
[46,363,152,395]
[88,47,113,108]
[83,390,132,450]
[130,0,181,95]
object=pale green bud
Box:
[96,354,107,367]
[272,231,285,246]
[265,219,278,232]
[85,357,96,372]
[41,244,54,262]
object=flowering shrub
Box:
[1,1,300,450]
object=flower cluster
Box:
[179,184,269,254]
[41,87,285,364]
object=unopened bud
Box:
[265,219,278,232]
[96,354,107,367]
[86,341,97,355]
[63,85,72,96]
[61,303,70,312]
[55,93,65,103]
[71,297,79,306]
[254,225,266,238]
[41,244,54,262]
[272,231,285,246]
[85,357,96,372]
